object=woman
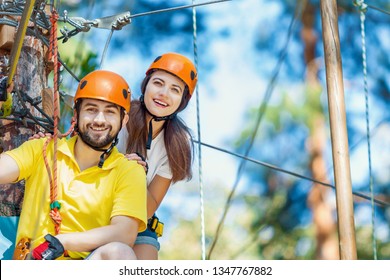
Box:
[117,52,197,259]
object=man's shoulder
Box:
[111,153,145,175]
[113,153,141,169]
[106,149,134,165]
[7,137,47,153]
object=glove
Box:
[31,234,64,260]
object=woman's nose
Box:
[157,86,169,97]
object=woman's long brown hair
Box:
[125,83,194,183]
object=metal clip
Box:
[0,76,12,117]
[13,237,31,260]
[94,11,131,30]
[0,76,7,102]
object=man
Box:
[0,70,147,260]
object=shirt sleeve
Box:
[5,138,45,181]
[111,160,147,232]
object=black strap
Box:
[146,118,153,150]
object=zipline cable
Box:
[130,0,232,19]
[193,140,389,208]
[365,1,390,16]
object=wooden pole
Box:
[319,0,357,259]
[8,0,36,85]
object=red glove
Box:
[32,234,64,260]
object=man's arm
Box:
[54,215,139,253]
[0,153,20,184]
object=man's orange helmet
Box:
[74,70,131,112]
[146,53,198,96]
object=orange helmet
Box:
[74,70,131,112]
[146,53,198,96]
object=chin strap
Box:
[97,138,118,168]
[146,115,174,149]
[140,95,175,149]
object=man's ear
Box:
[122,112,129,128]
[73,109,78,126]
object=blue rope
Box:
[192,0,206,261]
[354,0,377,260]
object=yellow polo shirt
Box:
[6,136,147,259]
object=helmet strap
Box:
[97,138,118,168]
[140,95,176,150]
[146,118,153,150]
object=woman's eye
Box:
[172,87,182,94]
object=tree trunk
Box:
[0,22,48,216]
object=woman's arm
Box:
[124,153,172,218]
[146,175,171,218]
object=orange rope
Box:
[43,10,79,235]
[47,9,61,234]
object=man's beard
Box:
[78,125,117,149]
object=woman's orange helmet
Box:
[74,70,131,112]
[146,53,198,96]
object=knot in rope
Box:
[49,208,62,234]
[353,0,368,13]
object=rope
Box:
[354,0,377,260]
[45,7,76,235]
[192,0,206,261]
[45,9,61,234]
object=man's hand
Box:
[31,234,64,260]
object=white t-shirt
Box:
[117,127,172,185]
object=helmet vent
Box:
[122,89,128,99]
[80,80,87,89]
[191,70,196,81]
